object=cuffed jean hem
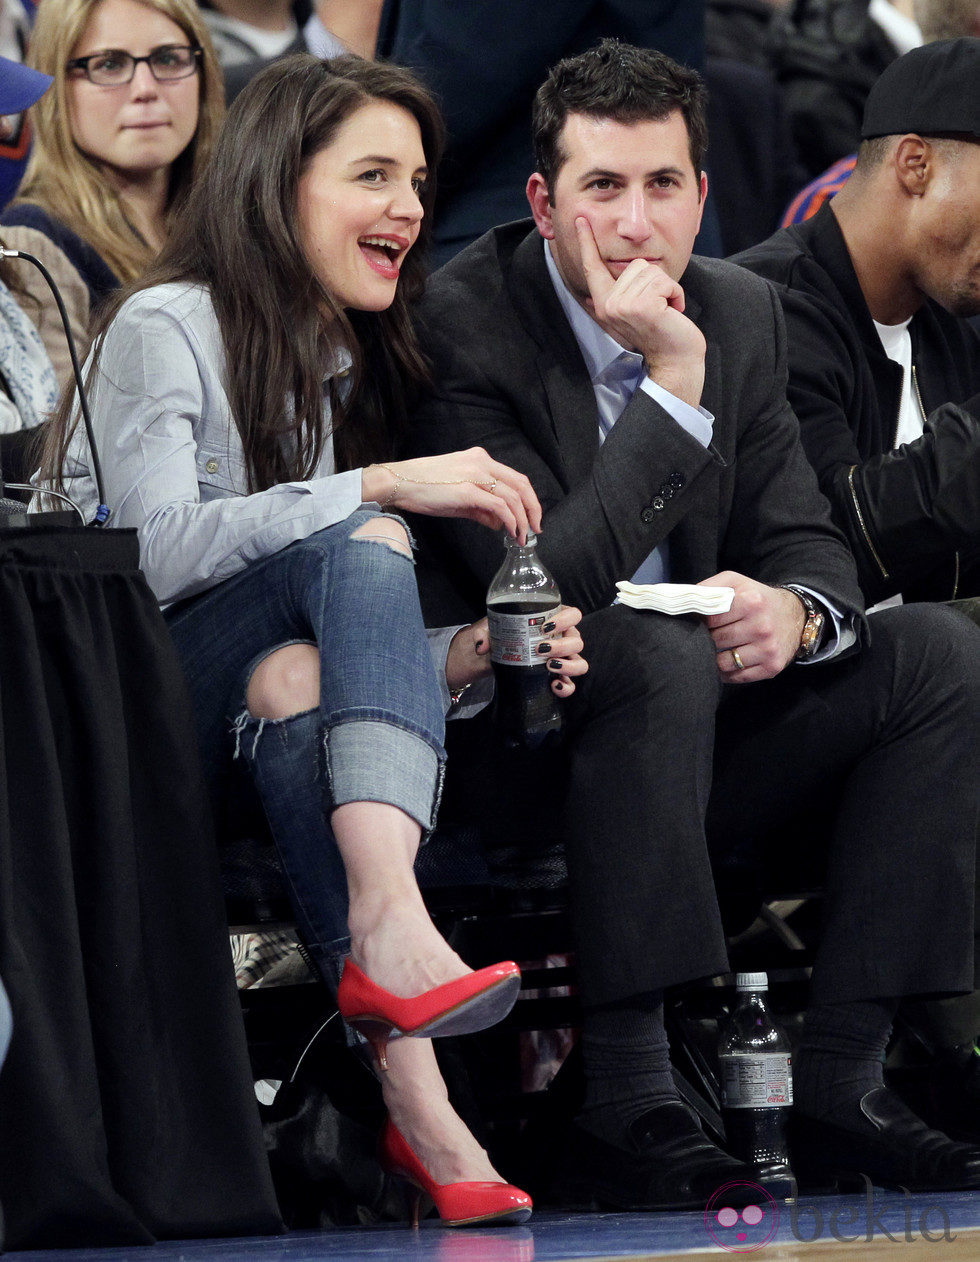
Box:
[324,716,445,836]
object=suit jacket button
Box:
[641,507,655,523]
[669,472,685,489]
[652,496,666,510]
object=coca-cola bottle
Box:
[486,531,564,751]
[718,972,795,1196]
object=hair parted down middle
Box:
[532,37,708,193]
[18,0,224,283]
[40,54,446,497]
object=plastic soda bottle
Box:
[486,531,564,751]
[719,971,795,1195]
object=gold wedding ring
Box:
[731,648,745,671]
[488,477,497,493]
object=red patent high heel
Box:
[379,1118,533,1228]
[336,959,521,1070]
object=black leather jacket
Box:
[735,202,980,603]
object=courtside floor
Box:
[11,1190,980,1262]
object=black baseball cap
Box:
[0,55,52,116]
[861,37,980,140]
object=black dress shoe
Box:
[790,1085,980,1192]
[548,1102,757,1211]
[888,1045,980,1146]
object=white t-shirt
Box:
[873,315,925,449]
[868,315,926,611]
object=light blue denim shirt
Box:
[53,282,490,713]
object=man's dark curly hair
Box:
[532,38,708,196]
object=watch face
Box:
[797,612,825,658]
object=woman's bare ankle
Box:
[348,899,471,997]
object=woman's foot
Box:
[381,1037,506,1186]
[349,887,473,999]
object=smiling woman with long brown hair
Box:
[39,53,587,1226]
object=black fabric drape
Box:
[0,526,282,1249]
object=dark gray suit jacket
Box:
[411,218,865,636]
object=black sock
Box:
[793,998,898,1122]
[578,991,678,1144]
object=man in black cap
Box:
[736,37,980,610]
[735,36,980,1140]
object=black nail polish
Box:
[542,621,556,633]
[548,659,562,669]
[537,642,552,654]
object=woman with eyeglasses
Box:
[0,0,223,385]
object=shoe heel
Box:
[350,1018,392,1071]
[408,1186,434,1228]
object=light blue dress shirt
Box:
[302,15,348,58]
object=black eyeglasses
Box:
[66,44,202,86]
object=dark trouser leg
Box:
[708,603,979,1004]
[561,604,729,1008]
[899,820,980,1053]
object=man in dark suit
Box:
[411,38,980,1205]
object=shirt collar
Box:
[544,238,643,382]
[303,14,348,59]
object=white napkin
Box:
[615,581,735,616]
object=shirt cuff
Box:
[789,585,858,663]
[639,376,714,448]
[425,624,495,719]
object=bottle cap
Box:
[735,971,768,990]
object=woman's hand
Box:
[363,449,542,542]
[446,606,587,697]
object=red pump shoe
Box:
[380,1118,533,1227]
[337,959,521,1069]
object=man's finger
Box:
[575,216,613,302]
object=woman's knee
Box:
[350,515,412,559]
[246,643,320,719]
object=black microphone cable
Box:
[0,240,110,525]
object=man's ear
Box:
[893,134,932,197]
[695,170,708,232]
[527,173,555,238]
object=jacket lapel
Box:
[507,227,601,489]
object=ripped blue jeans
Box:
[165,510,447,989]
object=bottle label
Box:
[488,605,561,666]
[720,1053,793,1108]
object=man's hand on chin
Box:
[575,215,706,409]
[698,571,807,683]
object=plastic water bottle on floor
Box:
[719,971,795,1196]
